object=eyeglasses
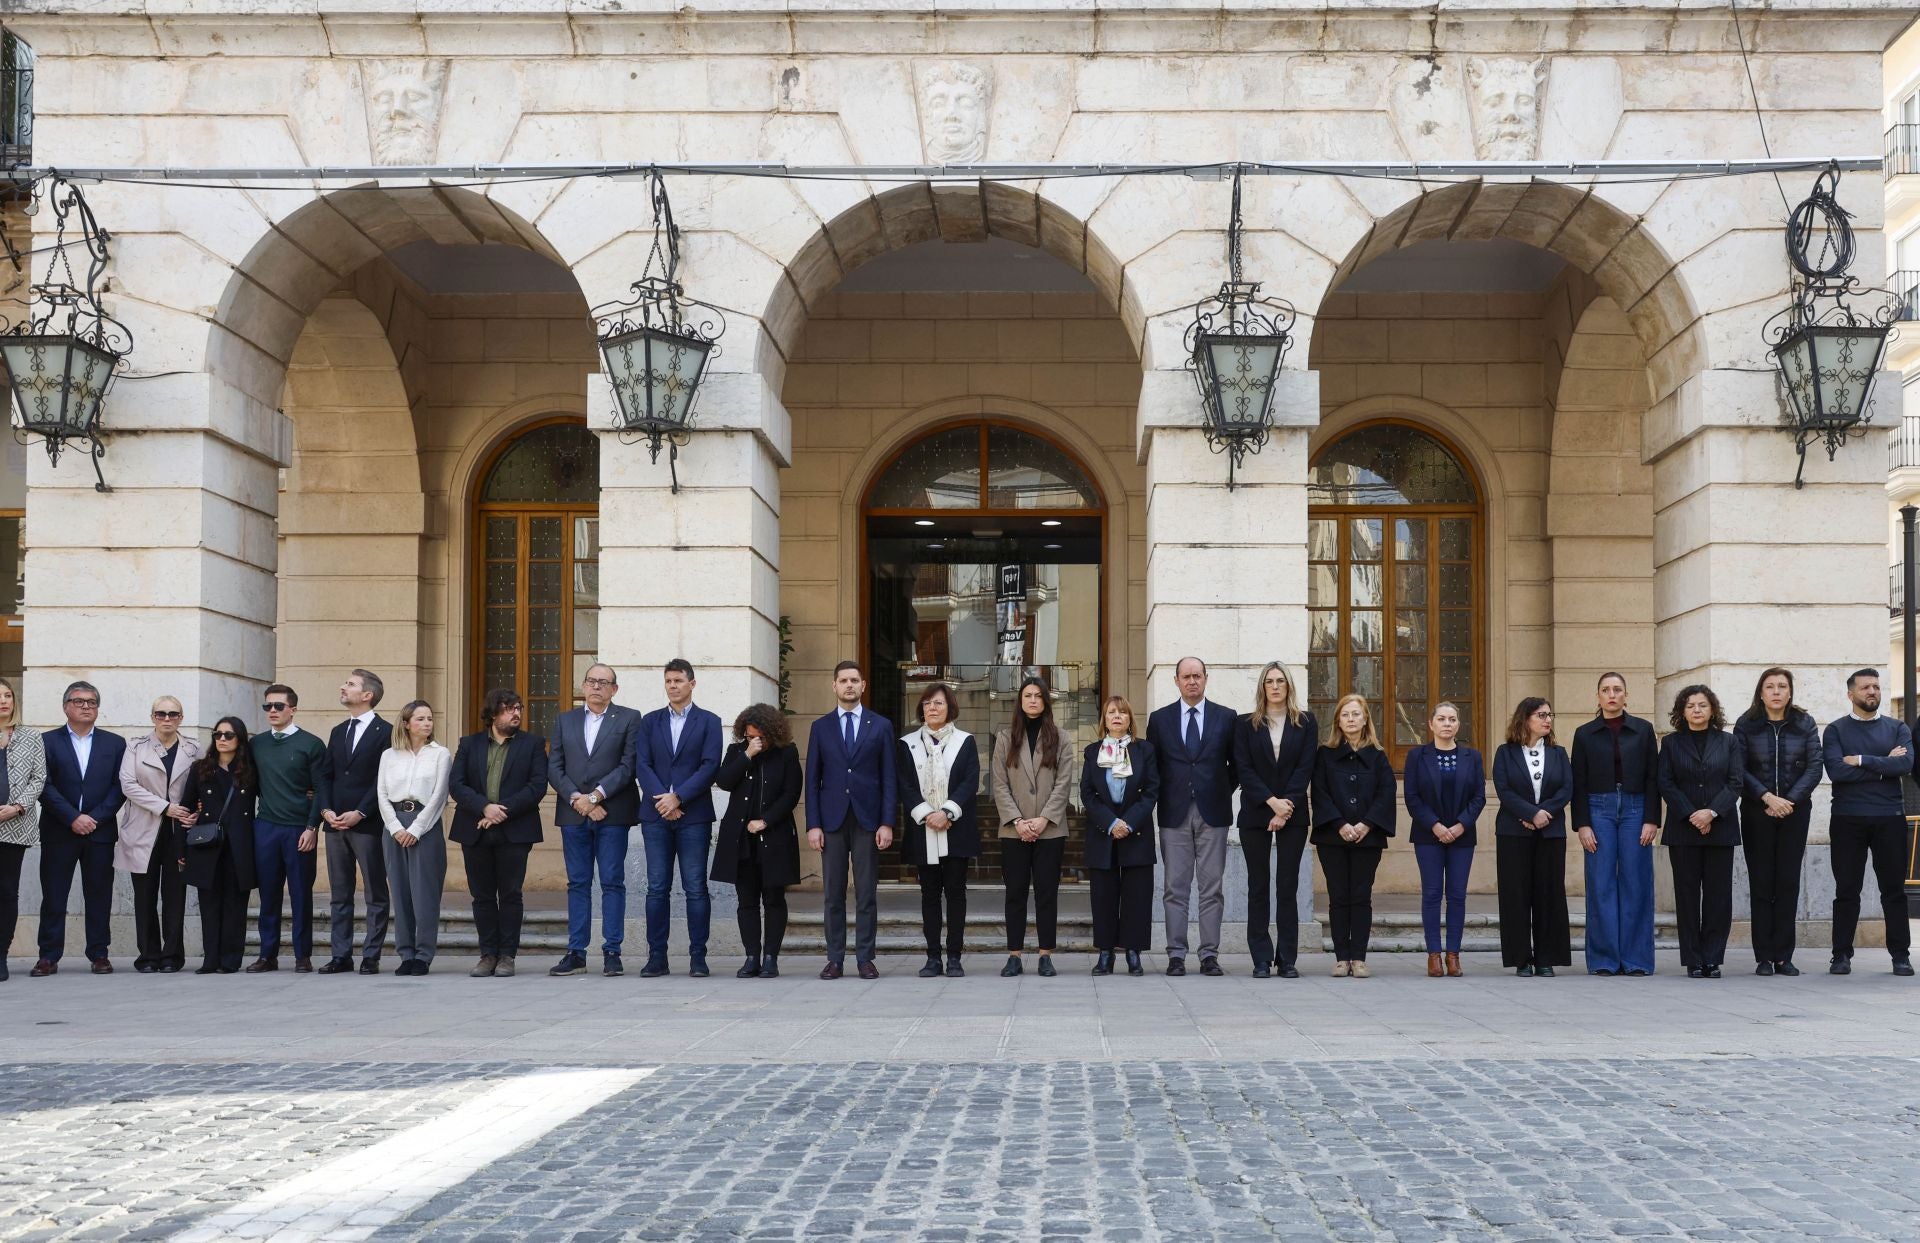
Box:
[262,702,291,712]
[583,677,614,688]
[152,710,182,720]
[211,730,238,741]
[65,698,98,708]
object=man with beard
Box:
[449,688,549,978]
[1820,668,1914,976]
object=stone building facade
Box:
[1,1,1906,934]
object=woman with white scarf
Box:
[898,684,980,978]
[1080,695,1160,976]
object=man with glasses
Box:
[318,669,393,976]
[246,684,330,973]
[548,664,642,978]
[30,682,128,977]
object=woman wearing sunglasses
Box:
[183,718,259,974]
[116,696,203,973]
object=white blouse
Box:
[377,742,453,837]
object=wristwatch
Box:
[590,791,602,806]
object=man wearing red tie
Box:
[804,661,897,980]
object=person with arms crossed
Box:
[805,661,897,980]
[1820,667,1915,976]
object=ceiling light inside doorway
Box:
[914,519,935,527]
[1041,519,1062,527]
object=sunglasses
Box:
[262,702,291,712]
[211,730,238,741]
[152,710,182,720]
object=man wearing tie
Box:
[631,659,723,978]
[318,669,393,976]
[548,663,642,978]
[804,661,898,980]
[1146,657,1239,977]
[30,682,128,976]
[247,684,331,973]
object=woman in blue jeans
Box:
[1402,703,1485,979]
[1569,672,1663,975]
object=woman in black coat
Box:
[1081,695,1159,977]
[1659,684,1744,979]
[1232,661,1318,979]
[1732,667,1823,975]
[182,716,258,975]
[1490,697,1573,976]
[897,683,982,979]
[712,703,803,979]
[1310,695,1396,977]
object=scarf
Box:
[1095,735,1133,779]
[917,723,957,863]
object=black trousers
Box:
[0,842,23,957]
[735,851,788,960]
[1495,833,1571,967]
[196,846,248,972]
[916,856,968,958]
[1742,801,1809,964]
[1242,823,1309,968]
[132,843,188,971]
[1316,844,1381,962]
[1089,864,1153,951]
[1669,843,1735,969]
[462,833,532,958]
[1002,836,1064,951]
[38,828,115,963]
[821,825,879,965]
[1830,814,1912,960]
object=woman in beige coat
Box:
[990,674,1078,978]
[117,696,203,973]
[0,677,46,982]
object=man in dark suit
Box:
[548,663,642,978]
[804,660,897,980]
[1146,657,1238,977]
[318,668,393,976]
[32,681,128,976]
[449,688,549,978]
[631,658,723,978]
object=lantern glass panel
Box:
[1809,323,1887,425]
[1774,330,1817,426]
[1,334,112,436]
[1198,334,1282,432]
[599,324,713,432]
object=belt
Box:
[394,799,422,813]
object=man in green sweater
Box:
[245,683,332,973]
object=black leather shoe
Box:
[359,958,380,976]
[1165,957,1186,977]
[1687,966,1705,978]
[317,957,353,975]
[135,962,158,974]
[1830,957,1852,975]
[550,952,587,977]
[1705,965,1722,978]
[1755,961,1775,976]
[161,962,184,974]
[1895,958,1915,977]
[944,957,963,978]
[640,958,670,979]
[396,961,422,976]
[603,953,623,977]
[1776,960,1800,976]
[294,957,313,973]
[1251,963,1272,979]
[918,957,942,978]
[738,958,762,979]
[1126,951,1144,976]
[194,964,219,976]
[1536,966,1555,978]
[857,961,878,980]
[1516,964,1534,977]
[1092,951,1115,976]
[242,958,276,974]
[1200,956,1223,977]
[1625,969,1648,977]
[760,958,779,978]
[1000,955,1024,977]
[689,957,710,979]
[1278,964,1299,979]
[1037,956,1057,977]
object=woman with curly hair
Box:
[1657,684,1743,978]
[713,703,802,978]
[183,716,258,974]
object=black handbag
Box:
[185,784,235,848]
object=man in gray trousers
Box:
[1145,658,1238,977]
[318,669,392,975]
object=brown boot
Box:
[1426,953,1444,978]
[495,956,516,978]
[1446,953,1463,978]
[469,955,498,978]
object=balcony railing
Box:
[1896,271,1920,322]
[1892,414,1920,472]
[1891,124,1920,179]
[1895,564,1905,616]
[1,31,31,168]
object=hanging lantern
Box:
[590,169,724,493]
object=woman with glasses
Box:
[379,701,452,976]
[184,718,258,974]
[1491,698,1573,977]
[0,678,46,982]
[116,696,203,974]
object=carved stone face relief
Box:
[918,62,992,164]
[1466,57,1547,161]
[363,60,450,165]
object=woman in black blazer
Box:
[1658,685,1744,978]
[1310,695,1396,977]
[1081,695,1159,977]
[183,716,258,975]
[1402,702,1486,979]
[1491,697,1573,976]
[713,703,804,979]
[1233,662,1318,979]
[897,684,981,979]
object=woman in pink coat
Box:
[116,696,203,974]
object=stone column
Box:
[1139,366,1321,948]
[1648,365,1895,945]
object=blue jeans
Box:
[1414,840,1474,953]
[1583,792,1655,974]
[562,821,631,956]
[642,821,711,960]
[253,819,316,960]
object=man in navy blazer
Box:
[547,663,643,978]
[804,660,897,980]
[1145,657,1238,977]
[33,681,128,975]
[630,658,723,978]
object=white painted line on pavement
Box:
[168,1066,654,1243]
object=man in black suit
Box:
[1145,657,1238,977]
[449,687,549,978]
[547,663,642,978]
[319,669,394,975]
[803,660,897,980]
[32,681,128,976]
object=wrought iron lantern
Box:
[1184,168,1296,489]
[1765,162,1898,487]
[0,176,127,492]
[591,169,724,493]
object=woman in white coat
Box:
[378,700,453,976]
[117,695,203,974]
[0,677,46,983]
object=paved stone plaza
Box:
[5,947,1920,1241]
